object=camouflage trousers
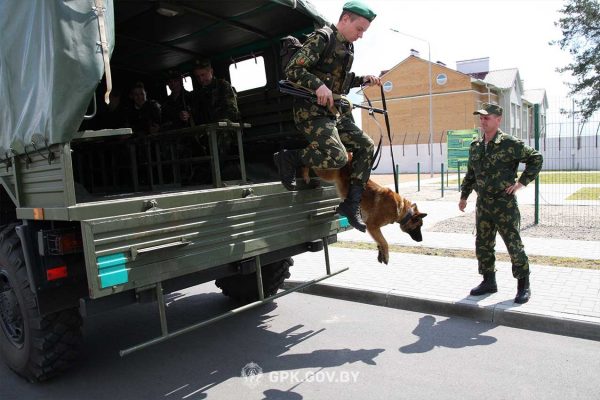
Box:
[295,114,374,186]
[475,193,530,279]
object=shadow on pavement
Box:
[399,314,497,354]
[2,286,385,399]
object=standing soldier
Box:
[161,69,193,130]
[191,59,240,124]
[274,0,380,232]
[459,103,543,304]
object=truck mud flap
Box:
[80,189,348,299]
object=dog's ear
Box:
[418,213,427,219]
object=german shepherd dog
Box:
[302,157,427,265]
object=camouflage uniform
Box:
[192,77,240,124]
[161,90,193,130]
[285,26,374,186]
[460,129,543,278]
[192,77,240,163]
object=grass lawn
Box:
[445,172,600,186]
[538,172,600,184]
[567,187,600,200]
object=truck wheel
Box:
[215,258,293,304]
[0,224,82,382]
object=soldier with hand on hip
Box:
[459,103,543,304]
[274,0,381,233]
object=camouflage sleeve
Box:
[285,33,328,91]
[217,80,240,122]
[517,142,543,186]
[460,144,476,199]
[351,74,364,88]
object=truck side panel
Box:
[81,187,343,298]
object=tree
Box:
[552,0,599,121]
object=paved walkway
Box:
[286,185,600,341]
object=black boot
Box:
[470,272,498,296]
[273,150,303,191]
[337,184,366,232]
[514,276,531,304]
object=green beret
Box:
[343,0,376,22]
[473,103,503,116]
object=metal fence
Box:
[534,101,600,228]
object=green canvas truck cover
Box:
[0,0,114,155]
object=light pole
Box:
[390,28,434,177]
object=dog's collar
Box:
[399,205,414,226]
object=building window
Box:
[522,107,529,141]
[516,104,521,138]
[229,56,267,92]
[511,103,516,136]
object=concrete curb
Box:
[283,280,600,342]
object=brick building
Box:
[360,55,548,173]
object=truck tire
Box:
[0,224,82,382]
[215,258,293,304]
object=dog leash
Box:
[360,83,384,171]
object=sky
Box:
[313,0,575,115]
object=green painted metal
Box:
[81,186,342,298]
[457,161,462,192]
[447,130,478,170]
[441,163,444,198]
[120,264,350,357]
[534,104,540,225]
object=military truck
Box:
[0,0,350,381]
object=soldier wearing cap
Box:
[275,0,380,232]
[161,69,194,130]
[459,103,543,304]
[191,59,240,124]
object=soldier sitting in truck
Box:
[127,81,162,135]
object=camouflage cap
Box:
[193,58,212,70]
[473,103,503,116]
[343,0,376,22]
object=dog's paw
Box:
[377,248,389,265]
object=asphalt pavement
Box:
[286,177,600,341]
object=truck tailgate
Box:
[81,187,344,298]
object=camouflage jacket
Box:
[285,25,363,119]
[161,90,193,130]
[192,77,240,123]
[460,129,543,199]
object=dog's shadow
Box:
[399,314,497,354]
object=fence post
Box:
[417,162,420,192]
[446,164,449,188]
[534,104,540,225]
[457,161,461,191]
[441,163,444,198]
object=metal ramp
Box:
[119,238,347,356]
